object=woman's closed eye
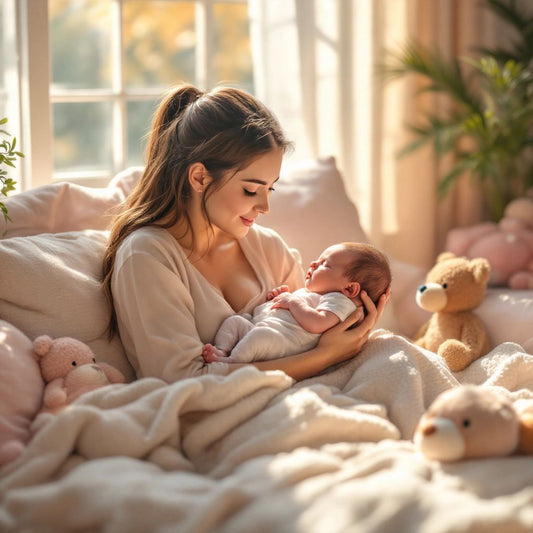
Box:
[243,187,275,197]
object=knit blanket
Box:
[2,331,533,532]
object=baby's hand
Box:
[267,285,289,301]
[270,292,292,309]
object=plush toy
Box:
[413,252,490,372]
[446,193,533,289]
[34,335,125,414]
[0,321,44,466]
[414,385,533,461]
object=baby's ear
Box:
[342,281,360,299]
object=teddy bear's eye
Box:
[71,361,77,367]
[442,283,448,289]
[462,419,471,428]
[92,357,96,363]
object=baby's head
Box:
[305,242,391,304]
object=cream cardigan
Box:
[112,225,304,382]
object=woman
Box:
[102,84,390,383]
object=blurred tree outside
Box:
[49,0,253,177]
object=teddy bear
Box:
[446,193,533,289]
[34,335,125,414]
[414,385,533,461]
[413,252,490,372]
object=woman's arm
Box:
[226,288,391,381]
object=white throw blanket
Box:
[2,331,533,532]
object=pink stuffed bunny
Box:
[34,335,125,414]
[446,195,533,289]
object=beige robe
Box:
[112,225,304,382]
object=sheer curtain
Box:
[248,0,501,269]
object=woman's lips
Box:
[241,216,254,227]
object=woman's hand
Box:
[317,287,391,365]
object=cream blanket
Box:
[2,331,533,532]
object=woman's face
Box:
[204,148,283,239]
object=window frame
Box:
[14,0,248,190]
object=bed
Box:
[1,157,533,532]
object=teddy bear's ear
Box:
[33,335,54,358]
[470,257,491,285]
[436,252,457,263]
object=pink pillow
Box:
[0,180,128,238]
[0,320,44,465]
[261,156,369,267]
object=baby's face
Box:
[305,245,353,294]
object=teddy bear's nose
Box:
[418,285,427,293]
[422,423,436,437]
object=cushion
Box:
[0,180,129,238]
[261,156,369,267]
[261,156,426,333]
[0,320,44,465]
[0,231,135,381]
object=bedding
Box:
[1,158,533,532]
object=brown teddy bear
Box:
[413,252,490,372]
[34,335,125,414]
[414,385,533,461]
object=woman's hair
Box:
[342,242,392,304]
[102,84,292,336]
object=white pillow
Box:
[0,230,134,381]
[0,180,128,238]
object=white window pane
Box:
[49,0,113,90]
[126,99,157,167]
[123,1,196,89]
[53,102,113,172]
[214,2,253,92]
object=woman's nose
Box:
[255,195,270,214]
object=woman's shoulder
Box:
[116,226,182,262]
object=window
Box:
[5,0,252,190]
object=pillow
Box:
[0,320,44,465]
[261,156,369,267]
[0,180,129,238]
[261,156,412,332]
[0,231,135,381]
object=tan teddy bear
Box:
[34,335,125,414]
[414,385,533,461]
[413,252,490,372]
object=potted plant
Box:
[382,0,533,221]
[0,117,23,223]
